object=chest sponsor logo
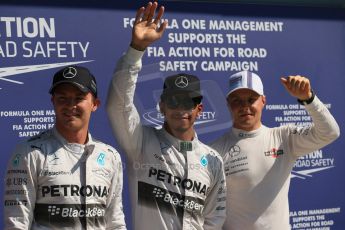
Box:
[7,169,27,174]
[156,188,204,213]
[4,199,28,206]
[12,154,21,167]
[264,148,284,158]
[5,189,28,195]
[97,153,106,167]
[138,182,205,218]
[238,132,255,138]
[41,184,109,198]
[48,152,60,165]
[48,205,105,218]
[227,145,241,158]
[40,170,71,176]
[224,145,248,176]
[6,177,28,186]
[92,168,112,179]
[34,203,105,226]
[200,155,208,167]
[148,167,209,196]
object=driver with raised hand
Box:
[106,2,226,230]
[211,72,340,230]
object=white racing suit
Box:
[106,47,227,230]
[4,127,126,230]
[211,96,340,230]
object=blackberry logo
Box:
[152,187,165,198]
[48,205,60,215]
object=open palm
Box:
[131,2,168,51]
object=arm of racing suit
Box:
[286,95,340,157]
[106,46,145,161]
[106,151,126,230]
[4,143,37,230]
[202,154,227,230]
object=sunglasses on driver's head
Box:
[164,95,201,110]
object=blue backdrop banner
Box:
[0,1,344,229]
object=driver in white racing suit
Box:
[211,71,340,230]
[4,66,126,229]
[106,2,226,230]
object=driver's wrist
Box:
[297,89,315,105]
[130,42,146,51]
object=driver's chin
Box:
[171,119,191,130]
[174,126,189,133]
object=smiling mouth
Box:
[64,113,80,119]
[240,113,253,118]
[175,116,189,120]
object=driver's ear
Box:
[196,103,203,117]
[159,101,165,115]
[261,95,266,105]
[91,97,100,112]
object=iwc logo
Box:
[174,75,189,88]
[63,67,77,78]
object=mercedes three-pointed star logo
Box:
[174,75,189,88]
[63,67,77,79]
[228,145,241,157]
